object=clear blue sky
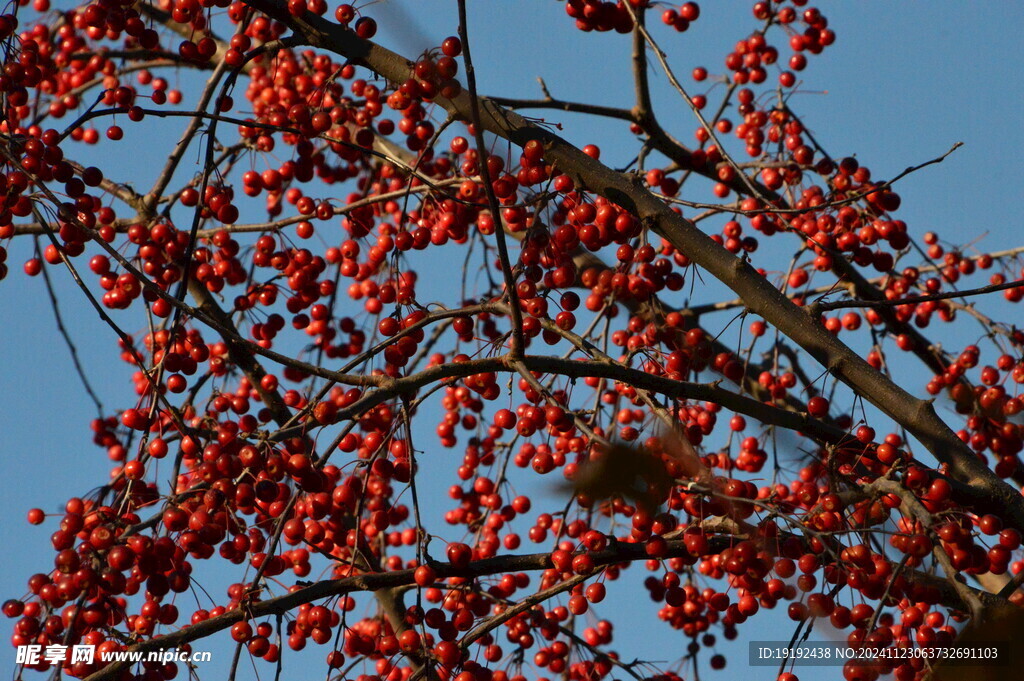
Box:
[2,2,1024,679]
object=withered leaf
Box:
[561,441,672,511]
[563,428,703,511]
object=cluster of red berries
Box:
[2,2,1023,681]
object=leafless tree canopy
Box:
[3,2,1024,681]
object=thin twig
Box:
[456,0,525,357]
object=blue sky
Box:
[2,2,1024,679]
